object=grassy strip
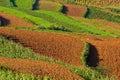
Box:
[85,6,120,24]
[15,0,35,9]
[0,0,11,7]
[105,7,120,14]
[0,35,114,80]
[39,0,63,12]
[81,42,89,66]
[0,66,40,80]
[17,9,115,37]
[71,17,120,37]
[0,0,35,9]
[0,6,52,27]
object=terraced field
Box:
[0,0,120,80]
[78,34,120,80]
[62,4,87,17]
[0,56,83,80]
[0,28,84,66]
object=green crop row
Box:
[0,66,52,80]
[0,0,35,9]
[0,6,116,37]
[85,6,120,24]
[81,42,89,66]
[106,7,120,14]
[51,0,120,6]
[0,35,115,80]
[17,8,116,37]
[39,0,63,12]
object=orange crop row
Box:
[0,28,84,66]
[0,12,35,27]
[0,56,83,80]
[78,34,120,80]
[62,4,87,17]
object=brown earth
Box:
[75,34,120,80]
[62,4,86,17]
[0,28,84,66]
[0,56,83,80]
[0,12,35,27]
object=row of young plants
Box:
[18,8,116,37]
[0,66,52,80]
[106,7,120,14]
[0,35,115,80]
[85,6,120,24]
[52,0,120,6]
[0,0,35,9]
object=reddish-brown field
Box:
[76,34,120,80]
[0,56,84,80]
[62,4,86,17]
[0,28,84,66]
[0,12,35,27]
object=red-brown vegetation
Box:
[62,4,86,17]
[0,12,35,27]
[0,56,84,80]
[76,34,120,80]
[0,28,84,66]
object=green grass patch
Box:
[0,66,40,80]
[81,42,89,66]
[0,0,11,7]
[15,0,35,9]
[0,0,35,9]
[39,1,62,12]
[106,7,120,14]
[0,6,116,37]
[85,6,120,24]
[16,9,115,37]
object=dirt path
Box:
[0,28,84,66]
[0,12,35,27]
[77,34,120,80]
[0,56,83,80]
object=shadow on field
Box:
[0,16,10,26]
[32,0,40,10]
[61,5,68,14]
[86,43,99,67]
[10,0,17,7]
